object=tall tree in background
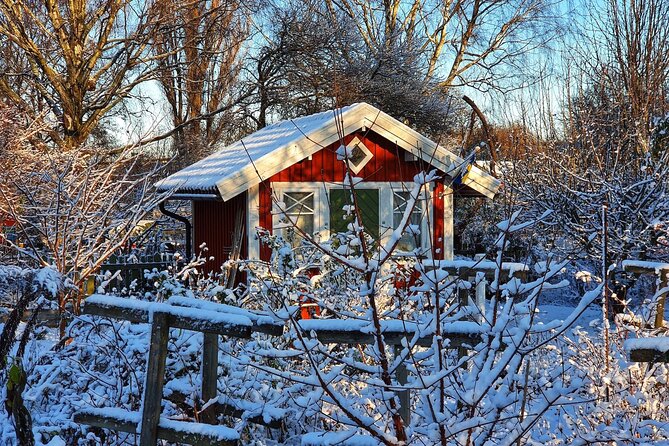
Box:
[153,0,255,166]
[245,0,464,135]
[0,0,167,150]
[324,0,553,91]
[247,0,555,138]
[569,0,669,157]
[494,0,669,263]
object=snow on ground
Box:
[536,302,603,333]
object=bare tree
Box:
[0,105,166,313]
[569,0,669,155]
[152,0,255,165]
[323,0,556,92]
[0,0,165,149]
[244,0,468,136]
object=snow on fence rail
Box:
[621,260,669,364]
[297,318,483,347]
[83,294,283,336]
[75,295,488,445]
[625,337,669,363]
[74,408,239,446]
[420,259,529,281]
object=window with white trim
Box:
[271,182,432,256]
[393,191,424,252]
[345,136,374,174]
[276,191,316,247]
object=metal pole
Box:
[602,201,610,402]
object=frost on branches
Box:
[0,169,667,445]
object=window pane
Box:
[284,192,314,215]
[393,191,423,251]
[281,192,315,248]
[329,188,379,240]
[349,144,367,167]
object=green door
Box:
[329,188,379,240]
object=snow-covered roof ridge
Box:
[156,102,500,200]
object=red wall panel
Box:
[260,131,447,261]
[193,130,450,264]
[193,193,247,272]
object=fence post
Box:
[656,270,669,329]
[201,332,219,423]
[475,273,487,323]
[394,345,410,424]
[457,281,470,367]
[140,311,170,446]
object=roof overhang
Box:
[158,103,500,201]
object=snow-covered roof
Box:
[156,102,500,200]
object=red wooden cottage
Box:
[156,103,500,268]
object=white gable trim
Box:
[208,103,499,201]
[358,104,498,198]
[215,111,365,201]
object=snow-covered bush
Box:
[5,161,668,445]
[0,266,67,446]
[530,323,669,445]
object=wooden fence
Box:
[98,253,175,291]
[73,291,487,446]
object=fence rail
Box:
[99,253,176,291]
[75,294,487,445]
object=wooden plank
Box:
[0,308,66,328]
[420,262,529,282]
[164,313,252,338]
[100,263,171,272]
[74,410,136,434]
[307,329,481,348]
[167,297,284,336]
[475,277,487,323]
[394,345,410,424]
[621,262,669,275]
[74,410,239,446]
[200,400,284,429]
[629,348,669,363]
[83,300,149,323]
[166,391,284,429]
[656,271,668,329]
[201,333,218,424]
[447,267,526,282]
[457,286,470,367]
[140,311,170,446]
[83,297,255,338]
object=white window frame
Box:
[271,188,320,246]
[271,181,433,256]
[392,189,427,254]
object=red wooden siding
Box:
[259,131,448,260]
[193,193,247,272]
[270,132,428,183]
[258,181,273,261]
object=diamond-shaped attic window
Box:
[346,136,373,174]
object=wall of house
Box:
[193,192,247,272]
[254,131,449,261]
